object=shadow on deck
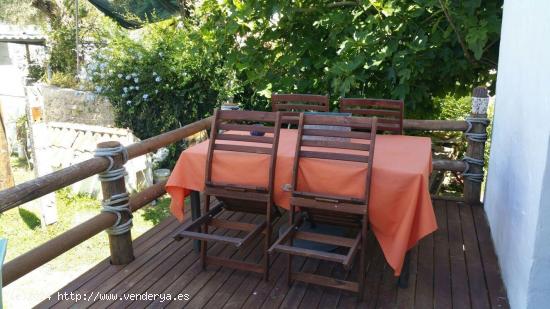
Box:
[37,199,509,308]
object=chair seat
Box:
[175,202,267,249]
[291,196,367,215]
[205,185,269,203]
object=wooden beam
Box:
[433,159,466,172]
[126,116,212,159]
[0,157,109,213]
[0,117,212,212]
[1,182,166,286]
[464,87,489,206]
[97,141,134,265]
[403,119,468,131]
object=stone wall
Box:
[41,85,115,127]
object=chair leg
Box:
[263,233,270,281]
[287,205,295,287]
[264,201,272,281]
[201,194,211,270]
[358,224,367,301]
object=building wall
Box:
[41,85,115,127]
[0,42,29,151]
[484,1,550,308]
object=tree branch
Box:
[438,0,477,66]
[31,0,61,22]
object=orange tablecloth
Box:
[166,129,437,275]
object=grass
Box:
[0,188,173,266]
[1,156,173,308]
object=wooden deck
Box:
[37,199,509,308]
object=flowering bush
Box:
[88,20,238,167]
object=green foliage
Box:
[48,72,79,89]
[48,21,77,75]
[434,95,472,120]
[88,19,237,167]
[88,1,501,168]
[141,198,172,225]
[0,0,46,26]
[27,61,46,81]
[44,0,114,77]
[194,0,502,118]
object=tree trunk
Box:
[0,105,15,190]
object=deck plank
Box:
[38,217,181,309]
[39,200,509,309]
[448,200,471,308]
[157,213,258,309]
[414,232,434,309]
[184,215,267,309]
[472,206,510,308]
[108,210,241,308]
[461,202,491,309]
[395,246,418,309]
[206,217,287,309]
[433,199,452,309]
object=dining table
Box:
[166,128,437,278]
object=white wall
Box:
[484,1,550,308]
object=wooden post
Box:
[97,141,134,264]
[463,87,490,206]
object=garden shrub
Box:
[48,72,79,89]
[88,19,238,167]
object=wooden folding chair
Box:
[174,109,283,280]
[272,94,330,125]
[269,113,378,300]
[339,98,404,134]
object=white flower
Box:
[135,86,139,90]
[159,52,163,57]
[95,86,102,93]
[118,74,123,78]
[99,63,106,69]
[153,72,157,76]
[123,87,128,93]
[134,77,139,83]
[126,100,132,105]
[132,73,138,77]
[155,76,161,82]
[129,86,134,90]
[125,75,131,80]
[143,94,149,100]
[155,89,159,94]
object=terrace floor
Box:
[37,199,509,308]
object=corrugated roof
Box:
[0,27,46,45]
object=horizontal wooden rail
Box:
[0,117,213,213]
[433,159,466,172]
[1,181,166,287]
[0,158,109,213]
[403,119,468,131]
[126,116,213,159]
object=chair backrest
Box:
[291,114,378,205]
[339,98,404,134]
[205,109,282,193]
[272,94,330,124]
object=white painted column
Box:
[484,1,550,308]
[25,85,57,225]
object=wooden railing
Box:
[0,88,489,287]
[0,117,212,286]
